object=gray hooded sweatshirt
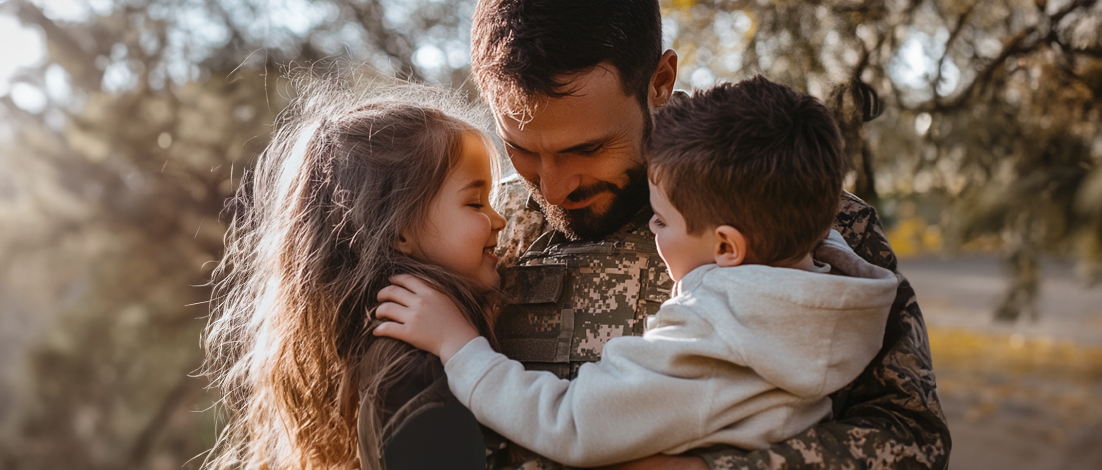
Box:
[444,230,902,467]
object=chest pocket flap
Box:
[504,264,566,304]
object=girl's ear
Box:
[395,231,416,256]
[713,225,748,267]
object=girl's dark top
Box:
[357,342,485,470]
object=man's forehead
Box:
[490,68,641,150]
[493,104,624,152]
[488,64,625,123]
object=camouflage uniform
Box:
[489,175,951,469]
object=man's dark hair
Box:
[648,76,845,265]
[470,0,662,116]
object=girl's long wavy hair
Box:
[202,75,499,470]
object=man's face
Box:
[494,64,650,240]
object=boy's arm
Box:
[686,192,951,470]
[374,273,733,467]
[446,298,844,469]
[444,336,703,467]
[445,306,723,468]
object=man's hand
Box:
[594,454,709,470]
[374,274,480,363]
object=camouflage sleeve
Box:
[493,175,547,269]
[692,192,951,470]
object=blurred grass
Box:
[930,327,1102,382]
[929,327,1102,430]
[887,216,944,258]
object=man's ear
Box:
[649,49,678,109]
[713,225,748,268]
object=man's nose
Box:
[538,158,578,206]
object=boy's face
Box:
[647,181,716,281]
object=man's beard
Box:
[521,164,650,241]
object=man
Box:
[473,1,951,468]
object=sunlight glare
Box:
[0,14,46,97]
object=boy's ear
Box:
[713,225,748,268]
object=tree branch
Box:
[933,4,976,101]
[922,0,1096,113]
[14,1,103,90]
[346,0,425,82]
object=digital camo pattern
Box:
[494,174,547,269]
[489,180,950,470]
[495,206,670,377]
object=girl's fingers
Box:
[377,284,417,306]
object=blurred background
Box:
[0,0,1100,469]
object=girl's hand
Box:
[374,274,480,363]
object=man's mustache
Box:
[566,181,621,205]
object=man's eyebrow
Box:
[557,138,608,154]
[501,138,531,154]
[502,135,614,155]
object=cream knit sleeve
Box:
[444,301,785,467]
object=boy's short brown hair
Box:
[648,76,845,265]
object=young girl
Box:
[202,79,505,470]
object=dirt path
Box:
[899,255,1102,470]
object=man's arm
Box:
[684,192,951,470]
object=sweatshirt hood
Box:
[671,230,901,397]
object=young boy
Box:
[375,75,902,467]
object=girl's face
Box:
[401,131,507,291]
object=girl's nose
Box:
[489,207,507,231]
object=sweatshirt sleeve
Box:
[444,303,788,467]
